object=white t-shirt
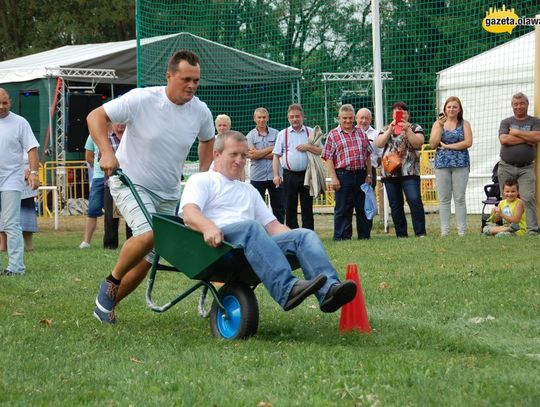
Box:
[0,112,40,192]
[104,86,215,200]
[178,170,276,229]
[363,126,383,169]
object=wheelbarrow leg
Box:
[146,253,228,314]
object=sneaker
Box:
[93,307,117,324]
[527,230,539,236]
[95,280,118,313]
[79,241,91,249]
[1,270,25,276]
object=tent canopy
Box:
[0,32,302,86]
[437,32,534,90]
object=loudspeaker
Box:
[67,93,103,152]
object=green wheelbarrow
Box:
[115,169,299,339]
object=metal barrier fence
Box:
[37,153,438,218]
[419,145,438,205]
[39,161,89,217]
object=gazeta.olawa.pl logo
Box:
[482,5,540,34]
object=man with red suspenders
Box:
[272,104,321,230]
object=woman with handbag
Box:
[376,102,426,237]
[429,96,473,236]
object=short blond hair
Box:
[215,114,232,127]
[214,130,246,153]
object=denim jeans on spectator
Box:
[250,180,285,224]
[384,177,426,237]
[221,220,340,307]
[334,169,372,240]
[0,190,25,273]
[87,177,105,218]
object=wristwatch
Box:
[30,171,39,175]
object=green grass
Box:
[1,216,539,406]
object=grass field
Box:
[1,215,539,406]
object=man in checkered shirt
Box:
[322,104,373,240]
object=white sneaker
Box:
[79,241,91,249]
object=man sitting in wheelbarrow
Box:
[179,131,357,312]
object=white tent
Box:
[436,32,535,213]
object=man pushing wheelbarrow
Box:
[89,49,355,327]
[179,131,357,316]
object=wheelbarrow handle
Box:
[112,168,153,227]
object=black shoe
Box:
[320,281,357,313]
[1,270,24,276]
[283,275,327,311]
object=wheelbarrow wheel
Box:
[209,282,259,339]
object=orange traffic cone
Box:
[339,263,371,333]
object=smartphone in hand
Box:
[394,110,404,135]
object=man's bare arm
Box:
[27,147,40,189]
[248,146,274,160]
[182,203,224,247]
[85,149,94,167]
[198,138,215,172]
[499,133,530,145]
[265,220,290,236]
[272,154,282,187]
[297,143,322,155]
[508,128,540,144]
[87,107,117,175]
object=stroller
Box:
[481,163,502,231]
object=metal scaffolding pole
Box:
[320,72,393,134]
[45,67,116,207]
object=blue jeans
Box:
[87,177,105,217]
[221,221,340,308]
[334,169,372,240]
[0,190,25,273]
[250,180,285,223]
[384,177,426,237]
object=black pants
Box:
[335,169,372,240]
[371,166,377,190]
[283,169,314,230]
[103,185,132,249]
[251,180,285,223]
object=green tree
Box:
[0,0,135,61]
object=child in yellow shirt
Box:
[483,179,526,237]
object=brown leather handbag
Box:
[382,139,408,175]
[382,152,402,174]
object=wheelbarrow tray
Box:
[153,214,303,286]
